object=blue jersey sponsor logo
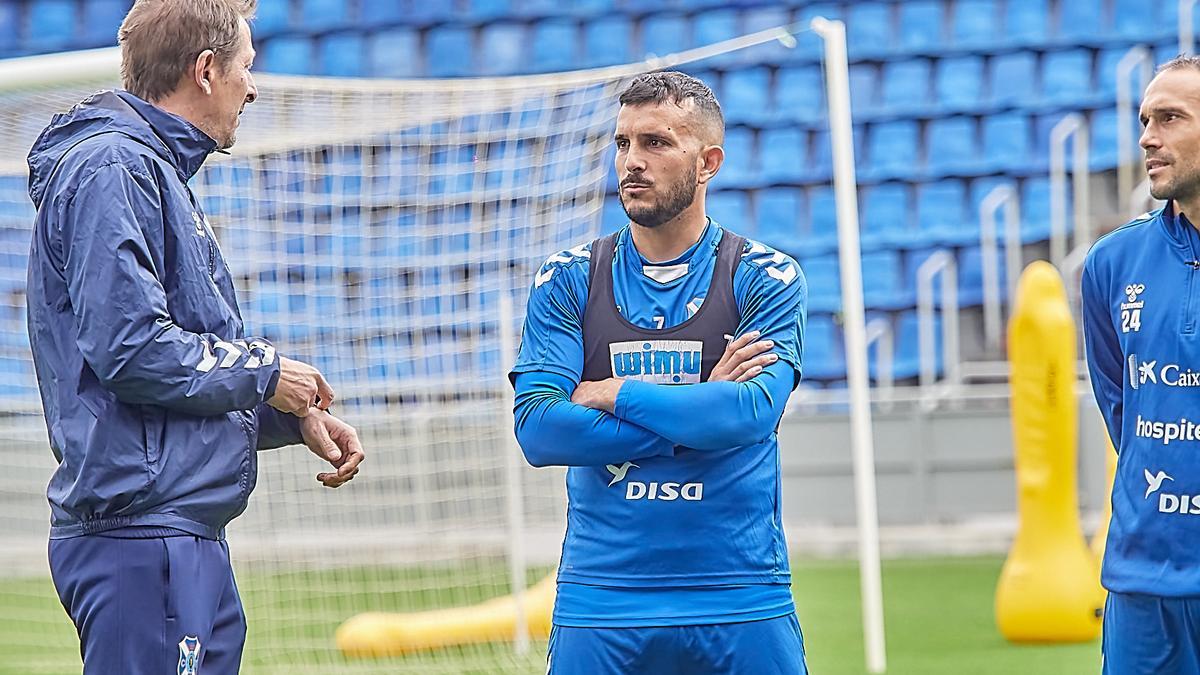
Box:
[608,340,703,384]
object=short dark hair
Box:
[1158,55,1200,74]
[618,71,725,143]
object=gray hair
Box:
[1157,55,1200,74]
[118,0,257,102]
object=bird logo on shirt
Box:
[606,462,638,487]
[1145,469,1174,498]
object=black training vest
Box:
[581,229,745,384]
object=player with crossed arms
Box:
[512,71,808,674]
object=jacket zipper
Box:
[1185,227,1198,336]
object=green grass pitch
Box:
[0,556,1100,674]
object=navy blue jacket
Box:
[26,90,302,540]
[1083,203,1200,596]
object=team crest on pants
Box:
[178,636,201,675]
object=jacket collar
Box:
[115,90,218,180]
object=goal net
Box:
[0,27,802,675]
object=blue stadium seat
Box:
[80,0,127,48]
[1113,0,1159,39]
[584,16,631,68]
[804,185,839,254]
[863,120,920,181]
[862,250,909,310]
[26,0,77,51]
[957,245,1008,307]
[692,9,738,66]
[963,175,1010,245]
[1020,176,1052,241]
[936,56,984,111]
[358,0,405,28]
[861,182,911,249]
[849,64,879,115]
[1040,49,1095,106]
[756,187,805,254]
[759,126,808,184]
[926,116,980,177]
[951,0,999,48]
[880,59,932,113]
[405,0,456,24]
[530,19,577,73]
[1096,47,1130,100]
[1089,108,1122,171]
[1056,0,1106,42]
[301,0,347,31]
[846,2,893,58]
[800,255,841,314]
[640,13,689,59]
[367,28,420,78]
[772,66,823,124]
[915,179,968,247]
[1004,0,1048,44]
[427,25,474,78]
[0,1,19,53]
[898,0,944,50]
[981,112,1032,173]
[318,33,365,77]
[465,0,512,21]
[722,67,770,126]
[707,190,749,229]
[804,315,846,380]
[988,52,1037,107]
[262,36,312,75]
[479,22,525,75]
[719,127,756,188]
[740,6,793,64]
[894,311,942,381]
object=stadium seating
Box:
[5,0,1184,390]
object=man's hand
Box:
[571,378,624,414]
[709,330,778,382]
[299,408,364,488]
[269,356,335,417]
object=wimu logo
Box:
[608,340,703,384]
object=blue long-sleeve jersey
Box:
[1083,204,1200,597]
[511,221,807,626]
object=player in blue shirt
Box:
[1083,57,1200,674]
[511,72,808,674]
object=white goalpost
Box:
[0,21,885,674]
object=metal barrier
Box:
[979,185,1022,353]
[1116,46,1154,216]
[1182,0,1199,55]
[864,318,894,411]
[1049,113,1091,270]
[917,250,961,404]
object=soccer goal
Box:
[0,22,883,675]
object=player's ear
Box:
[193,49,217,96]
[696,144,724,185]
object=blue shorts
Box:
[1103,591,1200,675]
[547,613,807,675]
[49,534,246,675]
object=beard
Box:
[1151,168,1200,204]
[618,165,698,228]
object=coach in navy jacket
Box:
[25,1,363,672]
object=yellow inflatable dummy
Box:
[1090,434,1117,565]
[995,261,1103,643]
[336,573,556,658]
